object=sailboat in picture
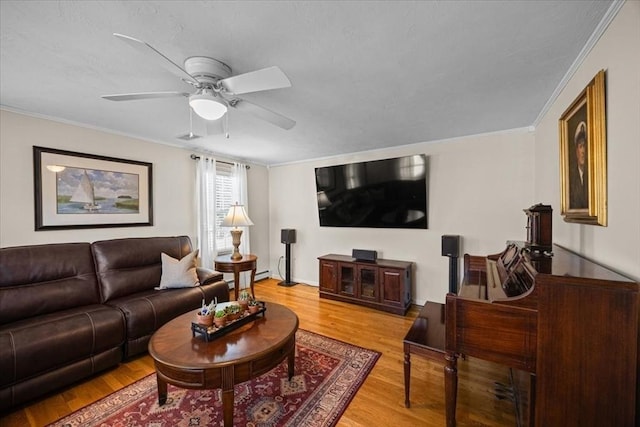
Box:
[70,170,101,212]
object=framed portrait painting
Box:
[559,69,607,226]
[34,146,153,230]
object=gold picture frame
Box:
[559,69,607,226]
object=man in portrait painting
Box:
[569,121,588,209]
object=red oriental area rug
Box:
[48,330,380,427]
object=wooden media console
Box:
[318,254,413,315]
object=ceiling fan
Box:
[102,33,295,130]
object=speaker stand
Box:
[278,242,297,287]
[448,256,459,294]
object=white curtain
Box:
[195,156,217,269]
[232,162,250,286]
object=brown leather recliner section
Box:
[0,243,125,412]
[92,236,228,358]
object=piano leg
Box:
[444,352,458,427]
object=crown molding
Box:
[269,126,534,168]
[532,0,625,127]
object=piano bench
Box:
[403,301,446,408]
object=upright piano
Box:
[445,241,639,427]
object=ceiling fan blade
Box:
[231,99,296,130]
[102,92,189,101]
[220,66,291,95]
[113,33,200,86]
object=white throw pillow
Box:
[157,250,200,289]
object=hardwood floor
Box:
[1,279,516,426]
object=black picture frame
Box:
[34,146,153,230]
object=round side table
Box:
[214,254,257,300]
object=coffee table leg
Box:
[287,346,295,380]
[156,374,167,405]
[250,268,256,299]
[221,366,235,427]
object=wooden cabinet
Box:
[380,267,403,306]
[318,259,338,293]
[318,254,412,315]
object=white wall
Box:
[245,162,271,276]
[533,0,640,280]
[0,110,271,276]
[268,129,535,304]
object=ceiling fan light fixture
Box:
[189,91,227,120]
[105,36,294,129]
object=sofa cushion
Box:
[0,243,100,324]
[92,236,195,302]
[106,278,230,358]
[107,287,204,357]
[0,304,125,389]
[157,250,199,289]
[0,347,122,412]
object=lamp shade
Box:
[189,91,227,120]
[221,204,254,228]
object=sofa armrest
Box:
[197,267,224,286]
[200,279,230,305]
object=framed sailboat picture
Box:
[33,146,153,230]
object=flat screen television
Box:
[315,154,428,229]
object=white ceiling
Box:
[0,1,615,166]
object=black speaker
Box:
[441,235,460,258]
[352,249,377,262]
[281,229,296,244]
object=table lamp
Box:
[221,203,254,260]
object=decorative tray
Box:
[191,301,267,342]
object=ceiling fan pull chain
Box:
[225,111,230,139]
[189,107,194,138]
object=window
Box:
[196,158,246,262]
[215,162,234,254]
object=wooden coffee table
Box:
[148,302,299,427]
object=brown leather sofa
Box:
[0,236,228,412]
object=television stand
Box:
[317,254,413,315]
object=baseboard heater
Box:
[228,270,270,287]
[255,270,270,281]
